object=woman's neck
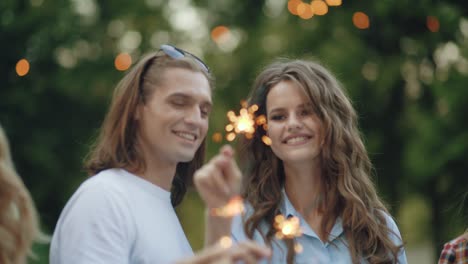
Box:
[283,161,322,216]
[283,160,332,242]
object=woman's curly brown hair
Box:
[239,59,403,264]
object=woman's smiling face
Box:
[266,80,324,165]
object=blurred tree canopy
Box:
[1,0,467,262]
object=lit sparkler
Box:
[223,101,271,145]
[274,214,303,239]
[219,236,233,249]
[210,195,245,217]
[274,214,304,255]
[294,242,303,253]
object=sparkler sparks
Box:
[294,242,303,253]
[274,214,303,239]
[222,101,271,145]
[210,195,245,217]
[225,104,257,141]
[274,214,305,255]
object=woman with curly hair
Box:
[0,124,47,264]
[231,59,407,263]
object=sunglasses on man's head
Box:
[160,44,210,73]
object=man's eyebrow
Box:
[167,93,191,99]
[167,92,213,106]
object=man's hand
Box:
[193,145,243,246]
[194,145,242,210]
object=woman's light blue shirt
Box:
[231,191,408,264]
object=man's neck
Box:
[130,152,178,191]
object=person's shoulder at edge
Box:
[438,232,468,264]
[442,232,468,250]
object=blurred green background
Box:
[1,0,467,263]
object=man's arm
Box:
[194,145,242,246]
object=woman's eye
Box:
[270,115,285,121]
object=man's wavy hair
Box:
[239,59,403,263]
[0,124,47,264]
[84,51,214,207]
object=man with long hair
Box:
[50,45,270,264]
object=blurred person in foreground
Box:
[230,59,407,263]
[50,45,270,264]
[0,124,47,264]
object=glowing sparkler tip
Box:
[273,214,302,239]
[224,101,258,141]
[210,196,245,217]
[219,236,233,249]
[294,243,303,253]
[261,135,272,146]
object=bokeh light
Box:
[114,53,132,71]
[288,0,301,15]
[297,2,313,19]
[211,25,230,44]
[353,12,370,29]
[311,0,328,16]
[212,132,223,143]
[16,59,30,77]
[294,242,303,253]
[427,16,440,32]
[325,0,342,6]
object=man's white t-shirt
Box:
[50,168,193,264]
